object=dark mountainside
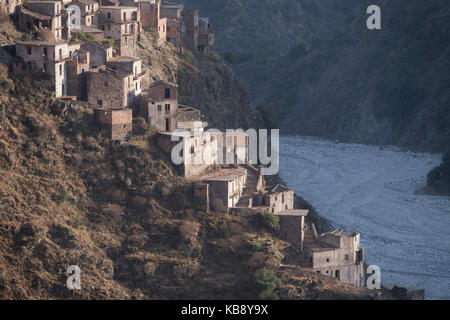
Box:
[183,0,450,152]
[0,19,383,299]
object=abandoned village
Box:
[1,0,368,289]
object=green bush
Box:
[253,268,281,300]
[101,38,116,49]
[223,52,236,65]
[70,31,97,43]
[260,210,279,231]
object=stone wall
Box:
[277,214,304,248]
[96,108,132,141]
[86,69,127,108]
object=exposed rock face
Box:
[184,0,450,152]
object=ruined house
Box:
[263,184,295,214]
[214,130,249,166]
[68,0,99,26]
[304,229,366,287]
[98,5,140,57]
[65,0,104,40]
[86,64,138,108]
[15,40,81,97]
[202,167,248,212]
[198,17,214,53]
[17,1,64,41]
[95,107,133,140]
[80,41,113,68]
[66,49,90,99]
[136,0,166,43]
[180,9,197,49]
[142,80,179,132]
[156,124,218,177]
[160,2,183,44]
[0,0,21,15]
[276,209,309,251]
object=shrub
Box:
[101,38,116,49]
[253,268,281,300]
[260,210,279,231]
[133,117,147,125]
[70,31,96,43]
[183,50,195,65]
[223,52,236,65]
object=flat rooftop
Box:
[276,209,309,217]
[16,40,68,46]
[202,168,247,182]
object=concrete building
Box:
[96,107,132,140]
[86,64,138,108]
[98,5,140,56]
[143,80,179,132]
[202,167,248,211]
[304,229,366,287]
[107,56,144,96]
[17,1,64,41]
[276,209,309,251]
[0,0,21,15]
[15,40,81,97]
[263,184,295,214]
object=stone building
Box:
[66,49,90,99]
[0,0,21,15]
[107,56,144,95]
[86,65,138,108]
[15,40,81,97]
[98,5,140,57]
[202,167,248,212]
[95,107,132,140]
[17,1,64,42]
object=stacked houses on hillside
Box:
[5,1,367,290]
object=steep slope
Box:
[184,0,450,152]
[0,21,376,299]
[136,32,264,130]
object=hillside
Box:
[0,20,381,299]
[184,0,450,152]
